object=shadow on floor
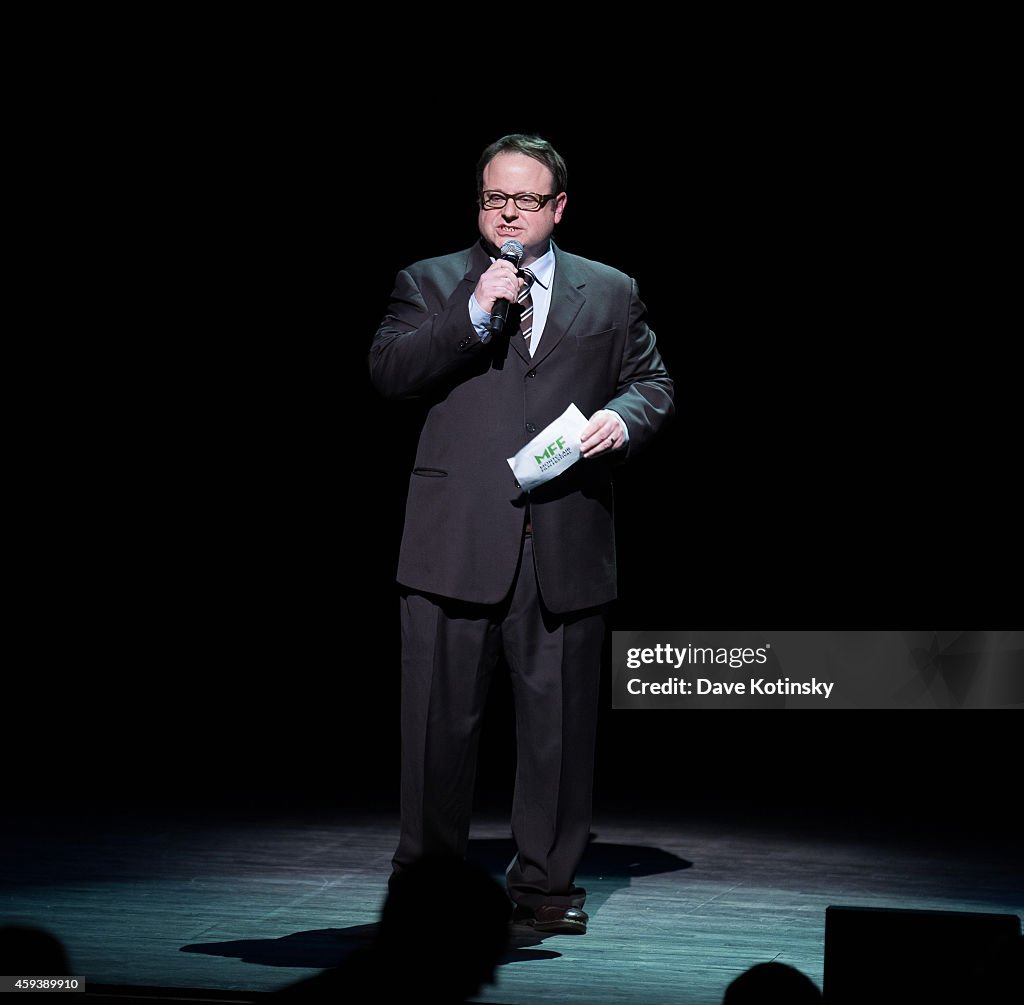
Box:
[180,837,691,970]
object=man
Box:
[370,134,673,934]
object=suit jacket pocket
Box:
[412,467,448,477]
[575,326,617,350]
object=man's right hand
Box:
[473,259,524,315]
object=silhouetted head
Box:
[975,933,1024,1002]
[0,926,71,974]
[380,854,510,1001]
[724,961,822,1003]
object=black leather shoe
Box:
[512,905,588,934]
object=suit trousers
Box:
[393,533,606,909]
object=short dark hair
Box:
[476,134,568,196]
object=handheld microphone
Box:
[489,239,525,335]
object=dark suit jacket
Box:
[370,240,673,613]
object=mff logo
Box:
[535,437,566,465]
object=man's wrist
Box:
[469,294,492,342]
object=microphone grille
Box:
[499,239,524,262]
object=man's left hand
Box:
[580,410,626,458]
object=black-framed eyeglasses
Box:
[480,190,559,212]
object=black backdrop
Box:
[9,110,1016,842]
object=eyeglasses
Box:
[480,190,559,212]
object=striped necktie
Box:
[517,270,536,354]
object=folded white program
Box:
[507,403,589,492]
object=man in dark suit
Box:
[370,134,673,934]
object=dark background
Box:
[9,104,1017,843]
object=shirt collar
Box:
[523,244,556,290]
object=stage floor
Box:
[2,802,1021,1004]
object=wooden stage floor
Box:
[2,802,1020,1003]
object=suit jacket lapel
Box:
[529,244,585,369]
[452,240,492,308]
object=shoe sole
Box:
[530,919,587,934]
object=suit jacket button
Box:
[527,370,536,378]
[526,423,537,433]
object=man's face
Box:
[478,152,566,265]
